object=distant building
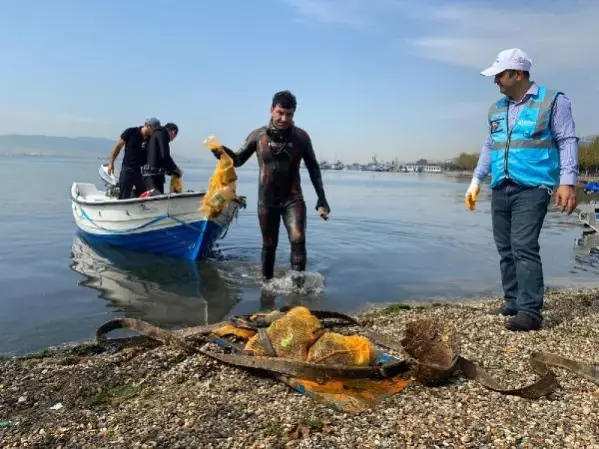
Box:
[404,163,442,173]
[318,160,345,170]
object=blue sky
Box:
[1,0,597,163]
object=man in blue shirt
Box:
[466,48,579,331]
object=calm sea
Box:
[1,155,597,355]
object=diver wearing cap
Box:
[466,48,579,332]
[107,117,160,199]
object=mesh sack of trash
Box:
[218,306,377,367]
[169,175,183,193]
[198,134,238,219]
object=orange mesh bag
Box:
[212,324,256,341]
[244,306,322,361]
[199,134,238,219]
[307,333,376,366]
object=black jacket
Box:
[145,127,179,174]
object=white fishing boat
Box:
[577,201,599,235]
[70,165,245,260]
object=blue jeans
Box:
[491,182,551,322]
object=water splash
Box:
[261,270,326,296]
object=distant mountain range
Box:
[0,134,208,165]
[1,132,597,160]
[0,134,114,157]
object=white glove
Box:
[465,177,481,211]
[466,177,480,195]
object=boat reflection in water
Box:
[69,234,243,329]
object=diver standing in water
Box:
[212,90,330,282]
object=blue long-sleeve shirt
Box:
[473,82,579,186]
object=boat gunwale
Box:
[71,183,208,207]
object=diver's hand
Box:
[107,161,115,176]
[316,198,330,220]
[211,145,234,160]
[174,168,183,177]
[465,178,481,211]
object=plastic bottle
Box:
[203,134,222,150]
[318,207,330,220]
[203,133,237,184]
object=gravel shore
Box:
[1,288,598,448]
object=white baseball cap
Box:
[480,48,532,76]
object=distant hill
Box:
[0,134,114,157]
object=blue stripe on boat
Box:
[79,219,223,261]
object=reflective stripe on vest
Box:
[488,85,561,188]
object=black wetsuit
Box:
[118,127,148,199]
[218,122,330,279]
[142,127,180,194]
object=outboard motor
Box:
[99,164,120,198]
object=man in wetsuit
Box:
[107,117,160,199]
[212,90,331,281]
[142,122,183,194]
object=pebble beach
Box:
[1,288,598,448]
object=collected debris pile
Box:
[96,306,599,413]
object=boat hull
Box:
[70,182,242,260]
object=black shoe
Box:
[505,312,542,332]
[490,304,518,316]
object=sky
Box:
[0,0,598,163]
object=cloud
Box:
[280,0,405,30]
[406,1,599,72]
[282,0,599,73]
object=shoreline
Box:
[1,287,598,448]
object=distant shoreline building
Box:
[308,157,444,173]
[403,163,442,173]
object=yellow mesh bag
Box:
[212,324,256,341]
[169,176,183,194]
[306,333,376,366]
[199,134,238,219]
[244,306,322,361]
